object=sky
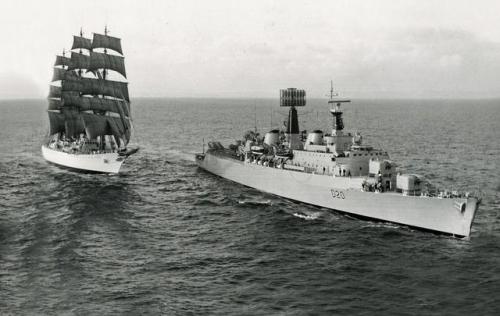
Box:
[1,0,500,99]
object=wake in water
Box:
[237,199,273,206]
[362,222,404,231]
[292,211,321,220]
[1,98,499,315]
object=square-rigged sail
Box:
[47,30,131,146]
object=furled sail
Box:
[48,111,65,135]
[92,33,123,55]
[68,52,91,70]
[62,94,130,117]
[48,85,62,98]
[54,55,71,67]
[71,36,92,51]
[62,77,129,101]
[89,51,126,78]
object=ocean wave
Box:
[2,98,500,315]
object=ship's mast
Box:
[62,49,66,69]
[103,25,108,81]
[48,29,131,149]
[98,25,109,150]
[328,81,350,135]
[78,28,83,78]
[254,101,257,134]
[61,48,66,141]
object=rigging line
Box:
[254,100,257,134]
[270,106,273,130]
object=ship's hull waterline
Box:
[197,153,478,237]
[42,145,125,173]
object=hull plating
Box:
[42,145,125,173]
[197,153,478,237]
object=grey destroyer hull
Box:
[197,152,478,237]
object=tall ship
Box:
[42,27,137,173]
[196,84,480,237]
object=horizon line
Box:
[1,96,500,101]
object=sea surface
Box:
[0,98,499,315]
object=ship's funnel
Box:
[287,106,299,134]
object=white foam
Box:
[293,211,321,220]
[238,199,272,206]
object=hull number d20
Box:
[331,189,345,199]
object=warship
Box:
[196,84,480,237]
[42,27,137,173]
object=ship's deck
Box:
[204,149,475,199]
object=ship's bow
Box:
[461,197,480,237]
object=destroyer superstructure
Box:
[196,84,480,237]
[42,27,137,173]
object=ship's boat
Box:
[196,83,481,237]
[42,27,137,173]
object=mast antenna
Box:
[328,80,338,100]
[254,101,257,134]
[80,27,83,37]
[327,81,350,134]
[270,107,273,130]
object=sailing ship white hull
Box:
[42,145,125,173]
[197,153,479,237]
